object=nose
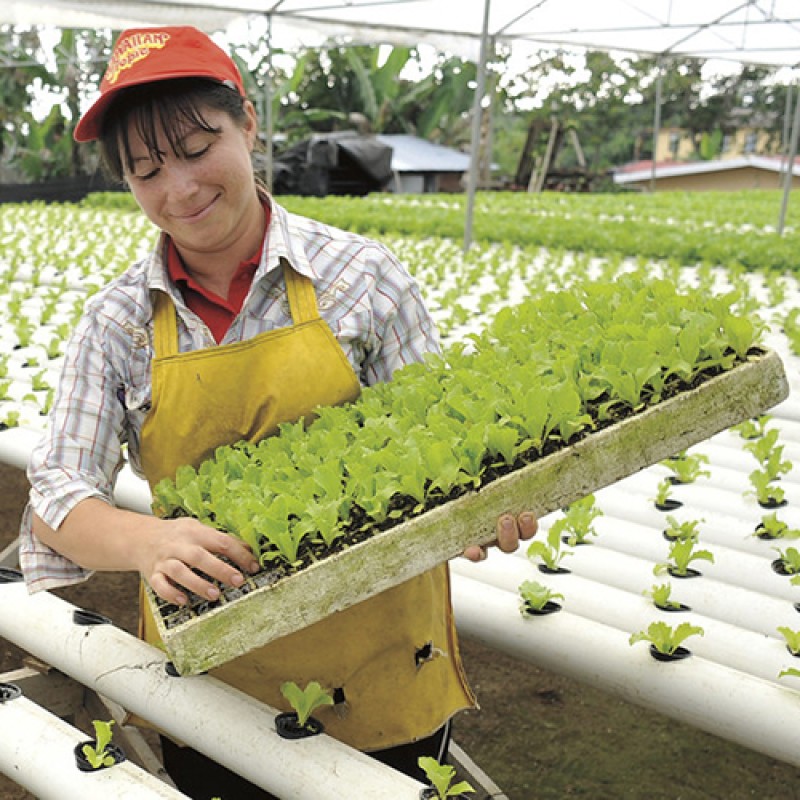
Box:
[166,161,200,203]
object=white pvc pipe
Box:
[0,426,39,471]
[451,575,800,768]
[0,690,189,799]
[494,539,799,635]
[451,557,797,684]
[589,510,786,560]
[513,513,798,605]
[0,583,424,800]
[113,467,154,515]
[609,473,800,519]
[0,428,152,515]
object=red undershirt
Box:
[166,203,271,343]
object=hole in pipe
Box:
[73,609,113,626]
[0,683,22,702]
[0,567,23,584]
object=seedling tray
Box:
[147,348,789,675]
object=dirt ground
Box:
[1,461,799,799]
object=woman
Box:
[19,26,537,798]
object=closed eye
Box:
[136,167,160,181]
[184,143,211,161]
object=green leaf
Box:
[280,681,334,727]
[629,621,703,655]
[418,756,475,798]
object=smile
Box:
[175,194,220,223]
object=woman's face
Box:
[123,100,261,261]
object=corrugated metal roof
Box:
[615,156,800,184]
[375,134,471,174]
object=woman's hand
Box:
[32,498,259,606]
[139,517,260,606]
[462,511,538,562]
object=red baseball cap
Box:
[74,26,245,142]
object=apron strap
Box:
[152,260,320,358]
[152,290,179,358]
[282,258,321,324]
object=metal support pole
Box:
[778,81,800,235]
[650,59,664,193]
[263,13,274,190]
[463,0,491,252]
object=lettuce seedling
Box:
[655,538,714,577]
[556,494,603,546]
[722,312,759,360]
[754,512,799,540]
[745,429,792,480]
[418,756,475,798]
[629,621,704,656]
[81,719,116,769]
[652,477,676,509]
[777,627,800,656]
[732,415,772,441]
[661,452,710,484]
[644,583,683,611]
[518,580,565,615]
[527,525,573,572]
[780,667,800,680]
[773,546,800,576]
[749,469,786,507]
[0,410,20,430]
[280,681,334,728]
[663,515,704,542]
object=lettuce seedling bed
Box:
[147,345,788,675]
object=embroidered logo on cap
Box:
[105,31,171,85]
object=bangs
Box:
[99,79,245,182]
[120,93,221,174]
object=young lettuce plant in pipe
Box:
[644,583,690,612]
[75,719,126,771]
[777,627,800,658]
[275,681,334,739]
[629,621,704,661]
[663,515,704,543]
[527,524,573,574]
[652,477,682,512]
[655,538,714,579]
[518,580,565,617]
[744,429,792,480]
[749,469,787,509]
[556,494,603,546]
[732,415,773,441]
[418,756,475,799]
[772,546,800,577]
[753,512,799,541]
[661,451,710,485]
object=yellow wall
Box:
[625,166,799,192]
[655,127,778,162]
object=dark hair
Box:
[98,78,248,182]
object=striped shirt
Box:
[19,198,440,591]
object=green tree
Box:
[0,26,50,173]
[276,44,478,148]
[0,25,112,180]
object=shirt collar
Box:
[146,193,314,294]
[258,194,316,281]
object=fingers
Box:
[496,511,538,552]
[462,544,488,562]
[146,520,259,606]
[517,511,539,541]
[462,511,539,562]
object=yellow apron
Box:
[139,259,475,750]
